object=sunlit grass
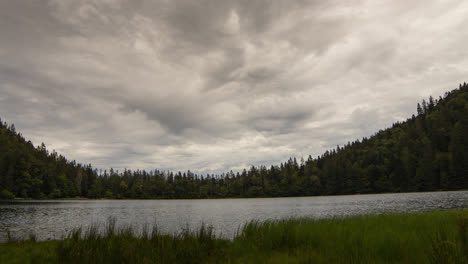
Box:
[1,209,468,263]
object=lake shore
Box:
[4,189,467,201]
[1,209,467,263]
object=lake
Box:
[1,191,468,242]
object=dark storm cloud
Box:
[1,0,467,173]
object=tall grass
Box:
[55,218,228,264]
[1,210,468,263]
[233,211,468,263]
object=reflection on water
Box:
[1,191,467,242]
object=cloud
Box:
[0,0,467,173]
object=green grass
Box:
[1,210,468,263]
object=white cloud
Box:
[0,0,467,174]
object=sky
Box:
[1,0,467,174]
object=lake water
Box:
[1,191,468,242]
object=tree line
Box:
[1,83,467,199]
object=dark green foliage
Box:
[0,189,15,199]
[2,210,468,263]
[0,83,467,199]
[0,120,98,199]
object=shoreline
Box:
[1,189,467,202]
[1,209,467,263]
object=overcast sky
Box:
[1,0,467,174]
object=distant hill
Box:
[1,83,467,199]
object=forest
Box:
[0,83,467,199]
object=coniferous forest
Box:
[0,84,467,200]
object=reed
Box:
[1,209,467,263]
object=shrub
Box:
[0,189,15,200]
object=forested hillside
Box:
[1,83,467,199]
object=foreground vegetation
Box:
[1,209,468,263]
